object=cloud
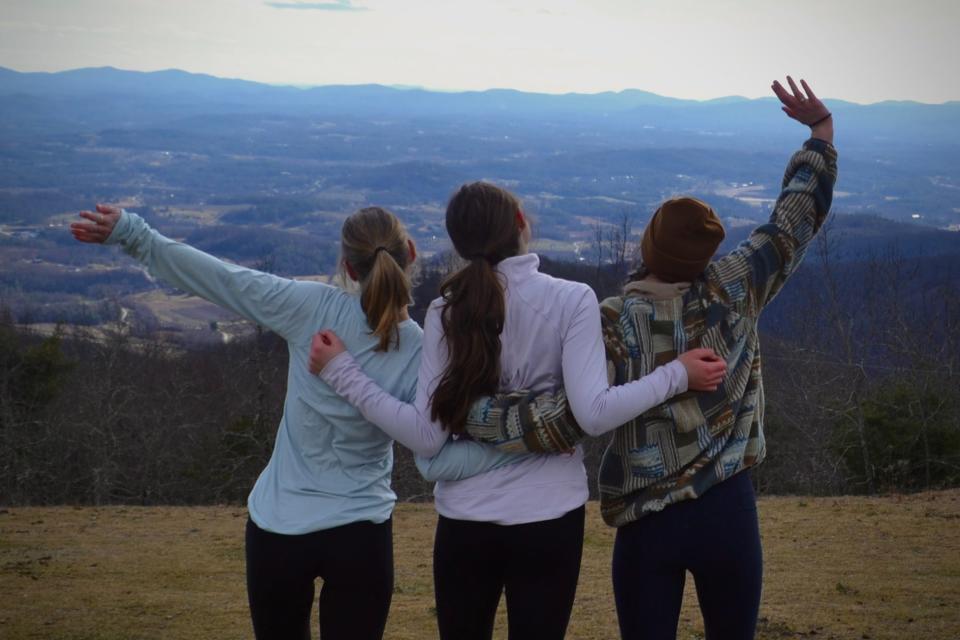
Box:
[265,1,368,11]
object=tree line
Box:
[2,230,959,505]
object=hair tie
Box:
[374,246,390,257]
[809,112,832,127]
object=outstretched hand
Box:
[772,76,833,143]
[677,348,727,392]
[309,330,347,375]
[71,204,122,244]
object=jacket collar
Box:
[623,278,690,300]
[495,253,539,280]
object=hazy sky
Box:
[1,0,958,103]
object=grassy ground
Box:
[1,492,958,639]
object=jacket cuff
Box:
[666,359,689,394]
[105,209,135,246]
[317,350,358,388]
[803,137,834,156]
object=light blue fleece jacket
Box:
[105,211,440,534]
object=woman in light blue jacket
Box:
[71,204,423,640]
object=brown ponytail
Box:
[430,182,523,433]
[340,207,414,351]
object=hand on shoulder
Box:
[309,330,347,375]
[678,348,727,392]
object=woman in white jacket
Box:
[310,183,726,640]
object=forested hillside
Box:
[3,240,958,505]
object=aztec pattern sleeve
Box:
[705,138,838,317]
[461,388,587,453]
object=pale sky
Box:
[1,0,958,104]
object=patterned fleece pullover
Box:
[465,138,838,527]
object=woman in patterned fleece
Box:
[71,205,425,639]
[449,77,839,640]
[308,185,726,639]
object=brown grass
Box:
[1,492,959,639]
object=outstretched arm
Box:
[71,205,325,342]
[708,77,838,316]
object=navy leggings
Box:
[433,505,586,640]
[612,472,763,640]
[245,517,393,640]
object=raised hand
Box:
[772,76,830,125]
[677,348,727,392]
[309,330,347,375]
[71,204,122,244]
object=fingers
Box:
[702,366,726,387]
[96,203,121,216]
[786,76,805,103]
[78,209,115,227]
[308,330,347,375]
[309,332,327,374]
[771,80,796,108]
[800,78,817,101]
[683,348,727,392]
[706,361,727,375]
[72,210,114,243]
[686,347,719,360]
[321,329,345,349]
[71,231,104,244]
[70,220,110,243]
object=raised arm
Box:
[71,205,325,342]
[707,77,838,316]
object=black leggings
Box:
[433,505,586,640]
[612,471,763,640]
[245,517,393,640]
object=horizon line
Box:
[2,63,958,108]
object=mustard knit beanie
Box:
[641,197,725,282]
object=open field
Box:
[1,492,959,639]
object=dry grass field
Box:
[1,492,959,639]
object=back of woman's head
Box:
[431,182,523,432]
[340,206,413,352]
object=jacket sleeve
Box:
[461,290,681,450]
[414,438,533,482]
[317,304,449,457]
[705,138,838,316]
[462,388,586,453]
[106,211,327,343]
[559,287,688,436]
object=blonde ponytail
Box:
[340,207,413,351]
